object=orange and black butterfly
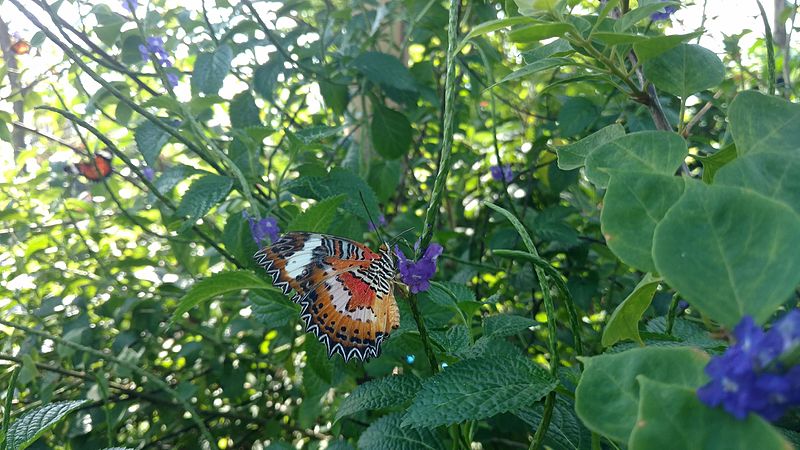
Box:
[254,232,400,361]
[10,39,30,55]
[66,154,113,181]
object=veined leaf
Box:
[172,270,275,319]
[335,375,421,421]
[5,400,86,450]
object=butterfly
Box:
[67,154,112,181]
[10,39,30,55]
[254,232,400,362]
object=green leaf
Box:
[229,92,261,128]
[459,17,537,50]
[401,353,556,428]
[5,400,86,450]
[352,52,418,102]
[483,314,538,338]
[286,168,380,221]
[508,23,572,42]
[191,45,233,95]
[0,118,10,143]
[614,1,679,31]
[591,32,647,45]
[633,30,705,60]
[643,44,725,98]
[249,290,299,326]
[253,59,284,99]
[335,375,422,421]
[371,104,412,160]
[574,347,709,443]
[358,413,445,450]
[728,90,800,156]
[652,181,800,326]
[430,324,471,356]
[174,174,233,229]
[557,97,598,137]
[715,152,800,214]
[496,58,574,85]
[515,397,592,450]
[697,144,737,183]
[556,123,625,170]
[172,271,275,318]
[134,121,171,167]
[629,377,791,450]
[584,131,687,188]
[601,273,662,347]
[287,194,346,233]
[92,5,125,46]
[600,172,685,272]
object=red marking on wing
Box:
[74,155,112,181]
[339,272,376,310]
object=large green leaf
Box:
[253,59,284,99]
[633,30,704,61]
[401,353,556,428]
[629,378,790,450]
[229,92,261,128]
[556,124,625,170]
[174,174,233,229]
[371,104,412,160]
[286,194,346,233]
[557,97,598,137]
[584,131,687,188]
[614,1,680,31]
[286,168,380,221]
[134,121,171,167]
[249,290,299,327]
[574,347,708,443]
[172,271,275,318]
[358,413,445,450]
[653,181,800,326]
[643,44,725,97]
[507,23,571,42]
[352,52,418,103]
[191,45,233,95]
[715,152,800,214]
[600,172,685,272]
[601,273,662,347]
[335,375,422,421]
[728,90,800,155]
[515,397,592,450]
[483,314,538,338]
[458,17,536,50]
[5,400,86,450]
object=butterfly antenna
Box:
[359,191,386,244]
[388,227,416,248]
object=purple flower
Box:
[142,167,155,181]
[395,242,443,294]
[697,311,800,422]
[243,211,280,245]
[651,1,678,21]
[166,73,179,87]
[490,164,513,183]
[122,0,137,12]
[368,214,388,232]
[139,36,172,68]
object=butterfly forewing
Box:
[254,232,400,361]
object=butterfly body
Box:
[254,232,399,362]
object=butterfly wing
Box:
[254,232,399,361]
[74,155,112,181]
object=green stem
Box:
[529,392,555,450]
[0,367,20,450]
[756,0,776,95]
[0,319,219,450]
[407,0,462,374]
[666,293,681,335]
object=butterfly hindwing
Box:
[254,232,400,361]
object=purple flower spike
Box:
[697,311,800,422]
[142,167,155,181]
[140,36,173,68]
[490,164,513,183]
[122,0,137,12]
[166,73,179,87]
[651,1,678,21]
[395,242,443,294]
[243,211,280,245]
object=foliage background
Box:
[0,0,799,449]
